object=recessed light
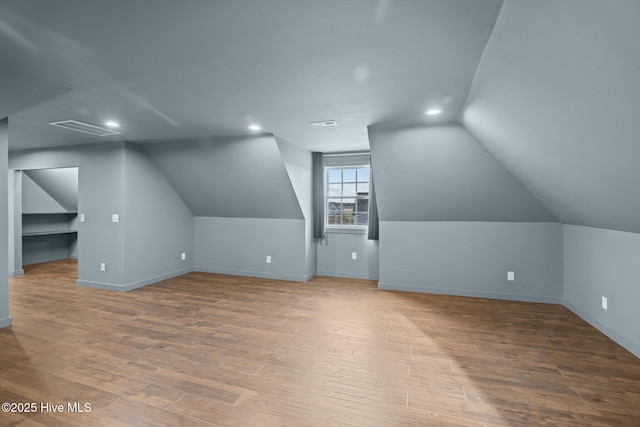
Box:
[248,124,262,131]
[425,109,443,116]
[104,121,120,128]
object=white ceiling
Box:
[1,0,502,151]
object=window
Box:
[326,166,370,227]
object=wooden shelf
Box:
[22,230,77,237]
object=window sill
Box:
[325,227,367,235]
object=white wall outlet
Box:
[111,213,119,223]
[352,252,357,260]
[602,296,608,310]
[100,262,106,272]
[266,255,271,264]
[507,271,515,281]
[181,252,186,261]
[80,214,85,222]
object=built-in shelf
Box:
[22,211,78,215]
[22,230,77,237]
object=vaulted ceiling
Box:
[1,0,501,151]
[2,1,639,233]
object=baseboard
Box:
[563,300,640,359]
[0,316,13,328]
[76,280,127,292]
[77,267,194,292]
[9,269,24,277]
[377,282,563,304]
[69,255,78,260]
[122,267,194,291]
[194,266,310,282]
[316,271,379,281]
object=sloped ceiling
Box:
[2,0,501,151]
[461,0,640,233]
[23,167,78,212]
[369,124,557,222]
[143,135,303,219]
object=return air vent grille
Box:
[310,120,337,127]
[48,120,122,136]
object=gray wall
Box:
[24,167,78,211]
[317,232,379,280]
[379,221,563,303]
[10,142,126,288]
[0,118,10,327]
[461,0,640,234]
[22,173,67,213]
[194,217,309,281]
[8,171,22,276]
[123,142,194,289]
[563,225,640,357]
[144,135,303,219]
[369,124,556,222]
[275,136,315,278]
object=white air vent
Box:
[310,120,337,127]
[48,120,122,136]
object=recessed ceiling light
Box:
[104,121,120,128]
[425,109,443,116]
[248,124,262,131]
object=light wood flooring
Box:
[1,259,639,426]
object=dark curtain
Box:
[312,152,325,239]
[367,168,379,240]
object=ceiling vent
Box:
[48,120,122,136]
[310,120,337,127]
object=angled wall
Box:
[145,135,309,281]
[123,142,194,289]
[21,173,67,213]
[143,135,303,219]
[461,0,640,233]
[275,136,315,278]
[369,124,562,300]
[459,0,640,357]
[24,167,78,212]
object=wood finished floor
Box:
[1,260,639,426]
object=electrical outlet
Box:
[111,213,119,223]
[80,214,85,222]
[100,262,106,272]
[602,296,608,310]
[352,252,357,260]
[507,271,515,281]
[266,255,271,264]
[181,252,186,261]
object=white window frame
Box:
[324,163,370,233]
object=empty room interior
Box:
[1,1,640,426]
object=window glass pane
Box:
[342,198,355,224]
[327,200,342,224]
[354,212,369,226]
[357,168,370,182]
[356,198,369,213]
[357,182,369,195]
[328,183,341,197]
[343,183,356,197]
[328,169,341,183]
[342,169,356,182]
